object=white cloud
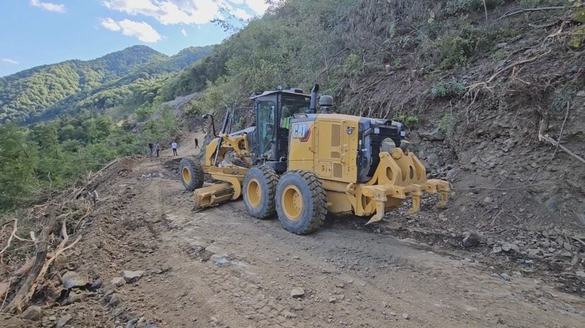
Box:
[103,0,272,25]
[244,0,269,14]
[101,18,162,43]
[1,58,19,65]
[101,17,121,31]
[181,28,188,36]
[30,0,66,13]
[231,8,252,20]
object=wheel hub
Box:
[182,168,191,184]
[247,179,262,208]
[282,185,303,221]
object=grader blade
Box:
[193,183,234,209]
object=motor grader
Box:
[179,85,449,234]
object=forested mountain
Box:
[0,45,212,123]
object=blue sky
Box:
[0,0,270,76]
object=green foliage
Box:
[0,103,180,211]
[0,125,38,209]
[574,7,585,23]
[438,113,455,136]
[438,35,475,69]
[178,0,355,115]
[569,26,585,49]
[394,113,420,127]
[432,80,466,99]
[519,0,566,7]
[0,45,211,124]
[446,0,505,14]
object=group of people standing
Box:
[148,141,179,157]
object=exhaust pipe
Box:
[308,84,319,114]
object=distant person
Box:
[155,142,161,158]
[171,141,178,156]
[194,137,199,149]
[148,142,154,156]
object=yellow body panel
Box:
[288,114,359,183]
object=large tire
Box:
[179,158,204,191]
[275,171,326,235]
[243,165,278,219]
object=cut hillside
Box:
[169,0,585,232]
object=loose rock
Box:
[112,277,126,287]
[122,270,145,283]
[62,271,88,289]
[56,314,73,328]
[462,232,481,248]
[290,287,305,298]
[21,305,42,321]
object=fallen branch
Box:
[498,5,578,20]
[539,134,585,165]
[0,220,18,258]
[25,220,82,307]
[70,158,121,200]
[553,102,571,158]
[4,214,52,313]
[4,215,81,313]
[486,49,551,84]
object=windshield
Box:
[280,95,310,129]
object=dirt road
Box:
[5,141,584,327]
[74,152,585,327]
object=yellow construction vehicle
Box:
[179,85,449,234]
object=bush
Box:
[438,35,475,68]
[432,80,466,99]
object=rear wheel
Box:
[275,171,326,235]
[179,158,204,191]
[243,165,278,219]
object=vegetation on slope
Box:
[0,45,212,123]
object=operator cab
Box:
[250,88,310,173]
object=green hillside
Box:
[0,45,212,123]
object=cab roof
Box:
[250,88,310,100]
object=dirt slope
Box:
[2,151,584,327]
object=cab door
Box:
[255,96,277,161]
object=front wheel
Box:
[179,158,204,191]
[243,165,278,219]
[275,171,326,235]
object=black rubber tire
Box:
[243,165,278,219]
[179,158,204,191]
[275,171,327,235]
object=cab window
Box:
[280,95,310,129]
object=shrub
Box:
[432,80,466,99]
[438,113,455,136]
[438,35,475,68]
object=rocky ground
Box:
[1,139,584,327]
